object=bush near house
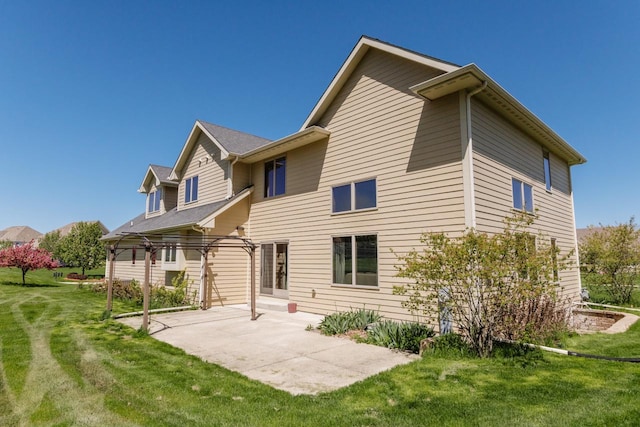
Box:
[393,213,572,357]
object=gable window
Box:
[185,176,198,203]
[512,178,534,213]
[543,150,552,192]
[148,189,162,213]
[332,179,377,213]
[264,157,286,197]
[332,234,378,287]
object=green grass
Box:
[1,266,640,426]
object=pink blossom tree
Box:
[0,241,59,285]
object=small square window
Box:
[332,234,377,286]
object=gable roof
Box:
[0,226,42,243]
[139,164,178,193]
[103,187,253,239]
[410,64,587,165]
[51,221,109,237]
[170,121,272,180]
[301,35,460,130]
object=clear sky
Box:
[0,0,638,233]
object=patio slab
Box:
[117,305,418,395]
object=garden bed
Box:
[572,308,638,334]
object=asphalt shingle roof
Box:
[199,121,272,155]
[149,164,175,184]
[103,198,232,240]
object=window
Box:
[512,178,534,213]
[148,189,162,213]
[164,243,177,263]
[332,179,377,213]
[543,151,552,192]
[264,157,286,197]
[332,235,377,286]
[185,176,198,203]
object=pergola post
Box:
[203,249,209,310]
[106,245,115,312]
[142,243,151,331]
[250,245,256,321]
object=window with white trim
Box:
[332,179,376,213]
[185,176,198,203]
[512,178,534,213]
[332,234,377,286]
[148,189,162,213]
[164,243,177,263]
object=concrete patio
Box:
[117,305,419,395]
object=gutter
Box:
[463,81,488,229]
[227,156,239,199]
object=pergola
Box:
[105,232,257,331]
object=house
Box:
[0,226,43,246]
[103,36,586,321]
[52,221,110,237]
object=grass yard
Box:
[1,267,640,426]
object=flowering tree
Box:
[0,241,59,285]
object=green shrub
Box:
[366,320,435,353]
[425,333,474,358]
[318,308,382,335]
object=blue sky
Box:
[0,0,638,233]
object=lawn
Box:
[1,267,639,426]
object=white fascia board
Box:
[232,126,330,163]
[300,36,459,130]
[138,165,156,193]
[169,121,230,180]
[412,64,587,166]
[198,187,253,229]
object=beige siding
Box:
[163,186,178,212]
[471,99,580,300]
[178,132,229,210]
[233,162,251,194]
[249,49,464,321]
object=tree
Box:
[58,222,106,275]
[39,230,62,259]
[393,213,572,357]
[0,240,12,250]
[579,218,640,304]
[0,241,59,285]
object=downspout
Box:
[227,156,239,199]
[192,224,206,308]
[463,81,488,229]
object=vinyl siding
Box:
[249,49,464,321]
[233,162,251,194]
[471,99,580,300]
[178,132,228,210]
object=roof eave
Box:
[300,36,460,130]
[230,126,331,163]
[169,121,230,181]
[198,187,254,229]
[411,64,587,166]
